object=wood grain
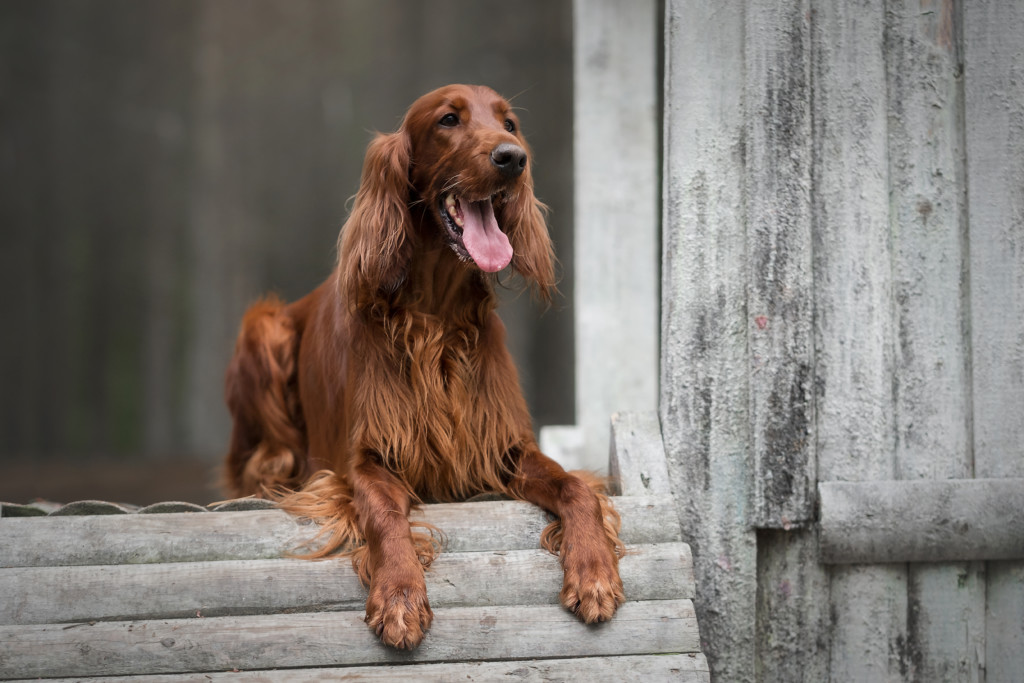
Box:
[964,2,1024,680]
[0,495,680,568]
[819,478,1024,563]
[745,0,815,530]
[810,1,908,679]
[0,599,701,679]
[30,654,712,683]
[662,2,757,680]
[1,543,694,626]
[608,411,673,497]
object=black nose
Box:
[490,143,527,177]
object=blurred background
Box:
[0,0,574,504]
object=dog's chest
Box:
[382,326,514,497]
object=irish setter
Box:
[223,84,624,649]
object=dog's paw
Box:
[364,574,433,649]
[560,549,625,624]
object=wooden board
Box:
[964,2,1024,681]
[810,1,908,678]
[743,5,827,679]
[0,599,700,679]
[608,411,673,497]
[661,2,757,680]
[0,495,680,568]
[819,479,1024,563]
[31,653,711,683]
[884,3,983,678]
[754,528,830,683]
[1,543,694,625]
[744,0,815,530]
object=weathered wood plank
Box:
[964,3,1024,681]
[0,599,700,679]
[886,0,970,484]
[819,478,1024,563]
[811,1,908,679]
[754,528,830,683]
[27,653,712,683]
[907,559,986,683]
[743,6,828,678]
[0,495,680,568]
[828,565,910,681]
[1,543,694,626]
[661,2,756,681]
[608,411,673,497]
[885,2,983,679]
[811,0,895,483]
[745,0,815,530]
[743,6,826,679]
[964,0,1024,482]
[984,561,1024,683]
[573,0,660,471]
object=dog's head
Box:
[340,84,555,302]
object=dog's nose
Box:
[490,143,527,177]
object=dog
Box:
[224,84,624,649]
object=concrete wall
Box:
[544,0,659,472]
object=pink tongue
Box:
[460,198,513,272]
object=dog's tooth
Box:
[445,194,463,226]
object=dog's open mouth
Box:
[439,192,513,273]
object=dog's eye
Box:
[439,113,459,127]
[504,118,516,133]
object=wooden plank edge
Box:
[819,478,1024,563]
[609,411,675,498]
[1,543,695,626]
[0,495,682,568]
[12,653,711,683]
[0,599,700,680]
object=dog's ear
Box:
[339,130,413,302]
[503,170,556,302]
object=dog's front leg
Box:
[508,448,625,623]
[352,458,432,649]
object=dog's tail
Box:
[224,296,309,498]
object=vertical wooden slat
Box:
[984,561,1024,683]
[185,2,253,455]
[885,0,971,482]
[964,3,1024,480]
[812,0,896,483]
[885,2,985,680]
[907,561,987,683]
[662,2,756,681]
[964,2,1024,680]
[755,529,830,682]
[745,0,816,529]
[811,1,908,679]
[828,565,910,681]
[744,3,831,680]
[141,1,194,455]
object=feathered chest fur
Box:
[349,309,521,502]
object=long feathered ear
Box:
[338,130,413,302]
[504,175,557,302]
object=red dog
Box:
[223,84,624,649]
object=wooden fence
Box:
[659,0,1024,680]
